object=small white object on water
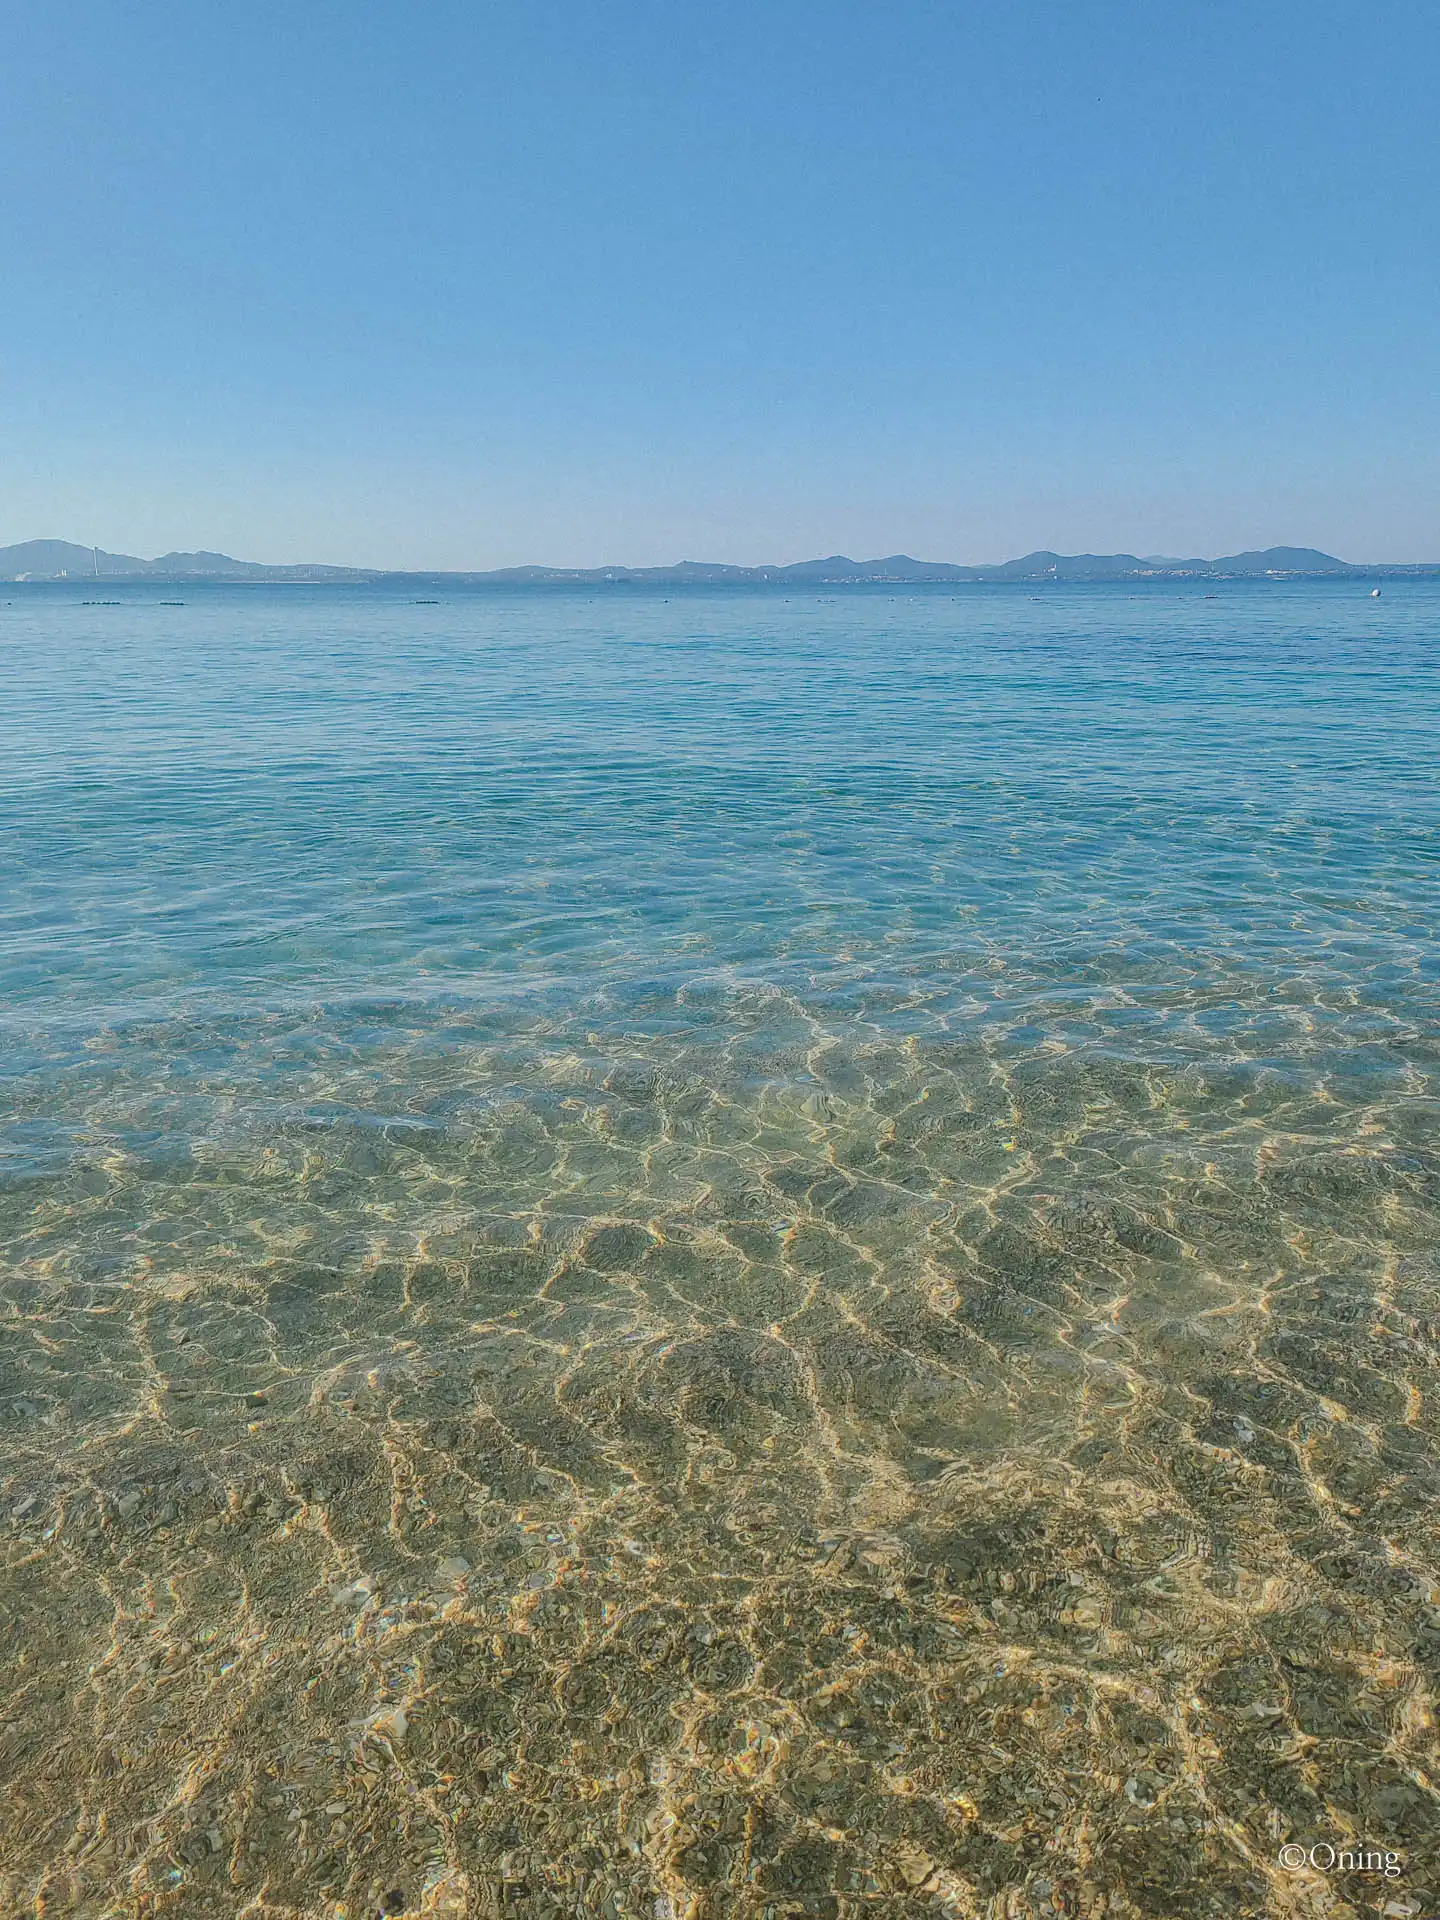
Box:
[1371,587,1382,597]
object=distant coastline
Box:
[3,537,1437,586]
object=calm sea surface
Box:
[2,582,1438,1918]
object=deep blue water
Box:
[3,578,1435,1040]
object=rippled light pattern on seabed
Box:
[1,582,1438,1919]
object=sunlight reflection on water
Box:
[1,581,1438,1917]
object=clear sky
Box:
[2,0,1436,568]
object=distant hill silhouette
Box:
[1,538,1431,584]
[0,539,365,581]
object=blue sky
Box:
[2,0,1436,566]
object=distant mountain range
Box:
[2,538,1435,584]
[0,540,363,582]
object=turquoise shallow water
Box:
[2,581,1439,1919]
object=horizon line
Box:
[6,536,1440,581]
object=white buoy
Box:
[1371,587,1382,598]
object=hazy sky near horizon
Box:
[2,0,1437,568]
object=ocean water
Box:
[2,580,1438,1919]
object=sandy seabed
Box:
[3,1013,1440,1920]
